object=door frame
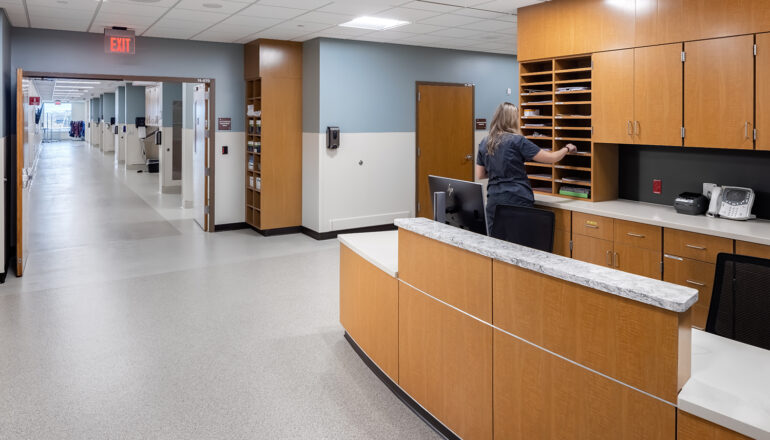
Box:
[15,69,23,275]
[414,81,476,217]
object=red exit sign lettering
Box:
[104,29,135,55]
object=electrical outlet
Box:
[653,179,662,194]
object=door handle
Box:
[465,154,473,160]
[745,122,749,139]
[685,244,706,250]
[635,121,640,136]
[605,250,612,266]
[686,279,706,287]
[613,252,619,268]
[627,120,633,135]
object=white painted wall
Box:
[159,126,180,193]
[90,121,101,148]
[214,131,245,224]
[125,124,143,169]
[303,131,414,233]
[101,123,114,152]
[301,132,321,232]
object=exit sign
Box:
[104,28,135,55]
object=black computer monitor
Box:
[428,175,488,235]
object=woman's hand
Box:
[564,143,577,153]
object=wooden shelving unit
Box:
[243,39,302,234]
[519,54,617,201]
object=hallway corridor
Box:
[0,142,437,439]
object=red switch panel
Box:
[653,179,662,194]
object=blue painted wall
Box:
[116,86,125,124]
[0,10,10,138]
[162,82,182,126]
[102,92,115,121]
[90,98,101,121]
[125,84,144,123]
[10,28,244,131]
[307,38,517,133]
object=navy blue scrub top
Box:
[476,133,542,229]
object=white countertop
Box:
[338,231,398,278]
[535,195,770,246]
[679,330,770,439]
[396,217,697,312]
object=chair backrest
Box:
[706,252,770,351]
[490,205,555,253]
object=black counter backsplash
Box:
[618,145,770,220]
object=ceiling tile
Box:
[218,15,283,29]
[419,13,482,27]
[163,8,230,24]
[144,26,201,39]
[93,13,160,27]
[460,19,515,33]
[256,0,331,9]
[454,8,505,19]
[396,22,444,34]
[316,0,393,16]
[298,11,355,25]
[398,1,460,13]
[28,4,96,20]
[26,0,97,10]
[110,0,181,7]
[475,0,545,14]
[429,0,490,6]
[98,2,168,17]
[428,27,480,39]
[376,6,442,22]
[175,0,249,14]
[238,3,307,19]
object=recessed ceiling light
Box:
[339,16,409,31]
[202,3,222,8]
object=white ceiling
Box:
[0,0,547,54]
[31,78,125,102]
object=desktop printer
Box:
[674,192,709,215]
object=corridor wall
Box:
[0,9,9,281]
[116,86,125,164]
[10,27,245,225]
[101,92,115,152]
[301,38,516,234]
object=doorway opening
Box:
[415,82,475,219]
[12,70,216,277]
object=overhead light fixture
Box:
[55,80,100,84]
[339,16,409,31]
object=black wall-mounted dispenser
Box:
[326,126,340,149]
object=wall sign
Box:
[104,28,135,55]
[476,118,487,130]
[29,96,40,106]
[218,117,231,131]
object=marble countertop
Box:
[535,195,770,246]
[395,217,698,312]
[338,231,398,278]
[679,330,770,439]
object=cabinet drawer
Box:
[614,243,662,280]
[663,254,714,329]
[572,234,613,267]
[539,206,571,233]
[572,212,614,241]
[664,229,733,263]
[614,220,662,252]
[735,240,770,259]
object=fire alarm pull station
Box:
[327,126,340,149]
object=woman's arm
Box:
[475,164,488,180]
[532,143,577,164]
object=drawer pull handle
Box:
[686,244,706,250]
[585,224,599,229]
[664,254,683,261]
[626,232,645,238]
[686,279,706,287]
[613,252,619,268]
[606,250,612,266]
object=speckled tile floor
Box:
[0,141,439,440]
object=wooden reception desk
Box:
[339,219,768,440]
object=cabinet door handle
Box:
[685,244,706,250]
[626,232,645,238]
[585,224,599,229]
[612,252,619,268]
[664,254,683,261]
[606,250,612,266]
[635,121,640,136]
[627,120,633,135]
[745,121,750,139]
[686,279,706,287]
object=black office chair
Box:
[706,253,770,351]
[490,205,555,252]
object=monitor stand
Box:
[433,191,446,223]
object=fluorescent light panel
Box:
[339,16,409,31]
[56,80,101,84]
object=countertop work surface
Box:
[679,330,770,440]
[395,218,697,313]
[535,195,770,246]
[338,231,398,278]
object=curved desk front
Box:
[339,219,767,440]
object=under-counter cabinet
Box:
[663,229,733,328]
[572,213,662,279]
[735,240,770,259]
[684,35,755,150]
[677,410,752,440]
[757,33,770,150]
[593,44,683,146]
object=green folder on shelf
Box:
[559,186,590,198]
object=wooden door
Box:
[593,49,634,144]
[613,243,662,280]
[634,43,684,146]
[416,83,474,219]
[757,33,770,150]
[684,35,755,150]
[572,234,613,267]
[15,69,25,276]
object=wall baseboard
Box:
[253,226,302,237]
[301,223,397,241]
[214,222,249,232]
[344,332,459,440]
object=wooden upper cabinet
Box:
[683,0,758,41]
[635,0,684,47]
[593,49,634,144]
[634,43,683,146]
[684,35,755,150]
[757,33,770,150]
